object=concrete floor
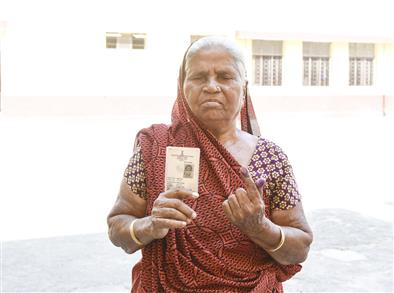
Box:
[1,112,393,292]
[2,208,392,292]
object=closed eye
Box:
[189,75,205,81]
[219,74,234,80]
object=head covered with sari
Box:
[132,36,301,292]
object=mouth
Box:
[200,99,223,107]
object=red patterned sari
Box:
[131,70,301,292]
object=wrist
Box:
[256,220,285,252]
[266,225,285,252]
[248,216,271,237]
[247,217,283,251]
[129,218,144,246]
[130,217,155,246]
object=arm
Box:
[223,167,313,265]
[247,202,313,265]
[107,179,199,254]
[107,179,149,254]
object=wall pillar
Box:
[330,42,349,87]
[282,40,303,87]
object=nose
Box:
[203,78,221,93]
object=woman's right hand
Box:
[148,189,199,239]
[108,181,199,253]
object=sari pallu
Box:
[131,73,301,292]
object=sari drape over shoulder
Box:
[131,68,301,292]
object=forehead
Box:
[185,48,239,73]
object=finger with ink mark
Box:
[240,166,266,189]
[240,166,249,178]
[256,178,266,189]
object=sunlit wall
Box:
[0,0,392,115]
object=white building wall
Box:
[375,44,393,93]
[235,38,252,83]
[330,42,349,88]
[282,40,303,88]
[0,0,393,115]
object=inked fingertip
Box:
[256,178,266,188]
[240,166,249,178]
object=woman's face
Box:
[183,48,245,129]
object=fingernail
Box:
[256,178,266,188]
[240,166,249,178]
[192,212,197,219]
[192,192,199,198]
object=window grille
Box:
[132,34,146,49]
[253,40,282,86]
[105,32,146,49]
[253,56,282,86]
[106,36,117,49]
[303,42,330,86]
[349,43,374,86]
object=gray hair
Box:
[183,36,247,83]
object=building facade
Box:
[0,0,392,115]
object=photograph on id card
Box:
[165,146,200,193]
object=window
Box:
[349,43,374,86]
[106,36,117,48]
[303,42,330,86]
[132,35,146,49]
[253,40,282,86]
[105,32,146,49]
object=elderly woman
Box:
[107,37,313,292]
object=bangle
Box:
[129,219,144,246]
[267,226,285,252]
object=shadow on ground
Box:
[3,209,393,292]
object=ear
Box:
[239,80,247,110]
[243,80,248,99]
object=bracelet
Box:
[129,219,144,246]
[267,226,285,252]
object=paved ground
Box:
[2,208,392,292]
[1,113,393,292]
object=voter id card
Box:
[165,146,200,193]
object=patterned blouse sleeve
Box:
[123,145,148,200]
[248,139,301,211]
[265,141,301,210]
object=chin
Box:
[197,115,229,129]
[197,113,225,122]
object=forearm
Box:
[108,215,155,254]
[247,218,312,265]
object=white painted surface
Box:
[1,112,392,241]
[0,0,393,114]
[320,249,367,262]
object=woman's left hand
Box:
[222,167,267,236]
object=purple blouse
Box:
[124,137,301,210]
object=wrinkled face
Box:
[183,48,245,128]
